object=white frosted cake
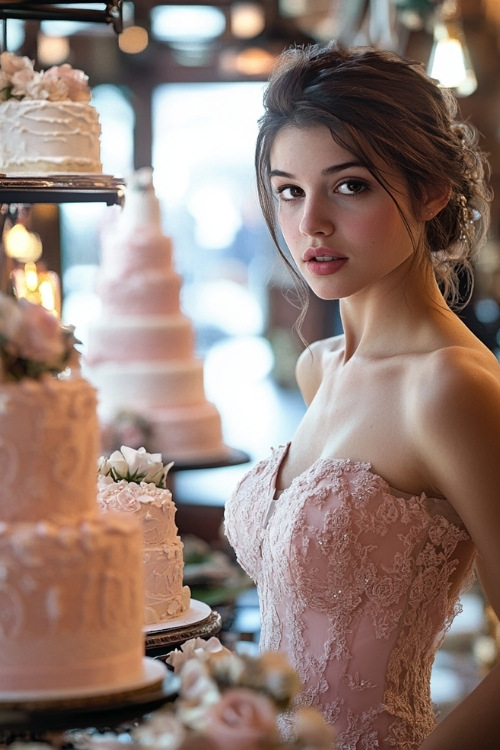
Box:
[0,52,102,175]
[0,295,147,693]
[97,446,191,626]
[85,167,227,461]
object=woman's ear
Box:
[422,183,452,220]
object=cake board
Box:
[0,658,178,734]
[144,599,222,659]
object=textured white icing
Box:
[0,99,102,174]
[97,478,191,625]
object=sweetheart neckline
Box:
[272,442,438,503]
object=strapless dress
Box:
[224,444,476,750]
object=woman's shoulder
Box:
[412,343,500,405]
[408,342,500,488]
[295,334,343,403]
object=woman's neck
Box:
[338,267,452,362]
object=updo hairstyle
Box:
[256,42,492,313]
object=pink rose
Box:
[292,707,338,749]
[0,51,34,76]
[13,299,64,364]
[43,64,91,102]
[203,688,279,750]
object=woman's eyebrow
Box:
[269,160,364,179]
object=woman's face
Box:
[269,124,423,301]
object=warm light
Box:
[427,19,477,97]
[231,3,265,39]
[37,33,70,65]
[4,225,43,263]
[11,262,61,317]
[219,47,276,76]
[25,261,39,292]
[118,26,149,54]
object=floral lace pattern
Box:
[224,444,476,750]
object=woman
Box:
[224,43,500,749]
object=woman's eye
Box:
[336,179,367,195]
[276,185,303,201]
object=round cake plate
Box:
[0,659,179,733]
[144,600,222,655]
[144,598,212,635]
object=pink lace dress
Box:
[224,444,476,750]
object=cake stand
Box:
[144,599,222,660]
[0,659,178,734]
[0,174,126,207]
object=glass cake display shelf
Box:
[0,175,126,206]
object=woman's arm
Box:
[414,348,500,749]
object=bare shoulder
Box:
[410,344,500,426]
[410,345,500,589]
[295,335,343,405]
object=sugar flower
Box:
[0,51,91,102]
[97,445,173,488]
[0,292,78,382]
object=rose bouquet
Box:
[129,637,338,750]
[0,51,91,102]
[0,291,77,381]
[97,445,173,489]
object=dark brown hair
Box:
[256,42,492,327]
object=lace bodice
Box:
[224,444,476,750]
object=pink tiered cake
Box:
[0,295,150,694]
[85,168,228,462]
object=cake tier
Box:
[147,403,227,461]
[86,315,194,364]
[89,359,207,412]
[97,479,191,626]
[0,100,102,174]
[144,542,191,625]
[96,271,182,316]
[119,180,162,230]
[0,513,144,691]
[96,478,179,546]
[100,231,173,275]
[0,377,100,525]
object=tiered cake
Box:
[85,168,227,462]
[97,446,191,626]
[0,295,147,693]
[0,52,102,175]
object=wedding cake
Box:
[0,295,147,694]
[97,446,191,626]
[85,168,228,461]
[0,52,102,175]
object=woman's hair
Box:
[255,42,492,326]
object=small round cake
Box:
[97,446,191,626]
[0,52,102,175]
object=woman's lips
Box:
[304,250,347,276]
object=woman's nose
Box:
[299,195,334,237]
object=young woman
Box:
[224,43,500,749]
